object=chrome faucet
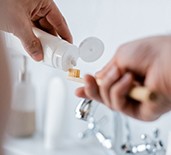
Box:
[78,116,113,149]
[75,99,94,121]
[121,129,165,155]
[75,99,115,154]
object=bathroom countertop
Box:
[4,135,115,155]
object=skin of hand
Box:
[0,32,12,154]
[0,0,72,61]
[76,36,171,121]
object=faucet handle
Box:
[75,99,99,121]
[78,128,93,139]
[75,99,93,121]
[95,131,113,149]
[141,134,147,141]
[153,128,159,139]
[121,143,133,154]
[140,133,152,144]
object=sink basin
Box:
[4,135,116,155]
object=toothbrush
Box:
[67,69,158,103]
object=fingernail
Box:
[31,51,43,61]
[106,66,119,80]
[96,66,119,86]
[84,75,91,88]
[122,73,131,83]
[30,40,43,61]
[96,78,103,86]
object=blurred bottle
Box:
[8,56,36,137]
[44,76,67,149]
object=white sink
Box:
[4,135,116,155]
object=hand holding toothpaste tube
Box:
[0,0,72,61]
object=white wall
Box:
[6,0,171,153]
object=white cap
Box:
[79,37,104,62]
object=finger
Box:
[115,40,155,75]
[109,73,134,111]
[31,2,51,21]
[137,101,161,121]
[83,75,103,103]
[46,2,72,43]
[39,17,57,36]
[14,17,43,61]
[75,77,102,102]
[75,87,87,98]
[96,66,121,107]
[109,73,162,121]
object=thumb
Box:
[14,19,43,61]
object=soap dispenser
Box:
[8,56,36,137]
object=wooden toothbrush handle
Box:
[67,77,157,102]
[128,86,157,102]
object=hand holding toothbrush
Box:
[76,36,171,121]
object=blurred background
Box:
[3,0,171,155]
